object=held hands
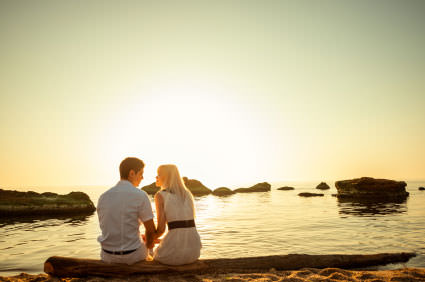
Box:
[142,234,161,245]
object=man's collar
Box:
[117,179,135,188]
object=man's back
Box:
[97,180,153,252]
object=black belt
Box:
[102,248,138,255]
[167,219,195,230]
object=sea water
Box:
[1,181,424,276]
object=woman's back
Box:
[153,190,201,265]
[162,190,194,221]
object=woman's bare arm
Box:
[154,192,166,239]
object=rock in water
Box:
[234,182,271,193]
[0,189,96,217]
[277,186,295,191]
[335,177,408,200]
[298,192,324,197]
[142,178,212,196]
[182,177,212,196]
[316,182,330,190]
[141,182,160,195]
[212,187,235,196]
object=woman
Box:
[152,164,202,265]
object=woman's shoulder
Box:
[155,189,170,199]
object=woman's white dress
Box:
[153,190,202,265]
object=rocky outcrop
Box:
[277,186,295,191]
[142,179,274,196]
[298,192,324,197]
[0,189,96,217]
[212,187,235,196]
[141,178,212,196]
[141,182,160,195]
[335,177,409,200]
[419,187,425,191]
[316,182,330,190]
[234,182,271,193]
[182,177,212,196]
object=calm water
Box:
[1,181,425,276]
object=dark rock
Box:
[141,182,160,195]
[142,178,212,196]
[212,187,235,196]
[419,187,425,191]
[298,192,324,197]
[67,192,92,201]
[41,192,57,197]
[316,182,330,190]
[277,186,295,191]
[234,182,271,193]
[335,177,409,200]
[182,177,212,196]
[0,189,96,217]
[27,191,39,197]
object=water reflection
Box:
[0,214,93,227]
[337,197,408,217]
[2,183,425,275]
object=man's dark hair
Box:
[119,157,145,179]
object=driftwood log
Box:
[44,252,415,278]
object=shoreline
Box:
[1,267,425,281]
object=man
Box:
[97,157,156,264]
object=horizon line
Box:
[2,177,425,189]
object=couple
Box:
[97,157,202,265]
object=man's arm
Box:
[138,191,156,249]
[142,219,156,249]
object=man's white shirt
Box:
[97,180,153,252]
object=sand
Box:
[1,268,425,282]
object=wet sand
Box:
[1,268,425,282]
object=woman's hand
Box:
[142,234,161,245]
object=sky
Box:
[1,0,424,189]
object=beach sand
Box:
[1,268,425,282]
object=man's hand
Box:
[142,234,161,245]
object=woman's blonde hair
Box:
[158,164,195,216]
